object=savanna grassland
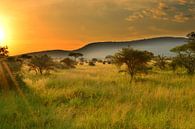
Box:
[0,64,195,129]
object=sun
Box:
[0,15,14,48]
[0,27,5,43]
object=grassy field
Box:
[0,64,195,129]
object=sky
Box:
[0,0,194,55]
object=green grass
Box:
[0,64,195,129]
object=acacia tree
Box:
[29,55,55,74]
[113,47,153,82]
[170,32,195,74]
[68,52,83,62]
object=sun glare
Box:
[0,27,5,43]
[0,16,10,46]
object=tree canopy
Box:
[0,46,8,59]
[113,47,153,81]
[29,55,55,74]
[68,52,83,61]
[170,32,195,74]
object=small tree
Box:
[113,48,153,82]
[68,52,83,62]
[60,58,76,68]
[29,55,55,74]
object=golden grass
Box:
[0,64,195,129]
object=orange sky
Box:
[0,0,194,55]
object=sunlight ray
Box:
[2,61,42,123]
[0,63,9,91]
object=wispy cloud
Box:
[126,0,195,23]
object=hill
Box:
[25,37,186,59]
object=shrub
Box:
[79,62,84,65]
[60,58,76,69]
[92,58,98,63]
[105,55,113,64]
[97,60,103,63]
[88,61,95,66]
[6,57,23,75]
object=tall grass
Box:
[0,64,195,129]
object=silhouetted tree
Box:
[29,55,55,74]
[113,48,153,82]
[0,46,8,59]
[68,52,83,62]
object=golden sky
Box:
[0,0,194,55]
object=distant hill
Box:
[25,37,186,59]
[27,50,70,58]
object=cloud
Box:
[173,12,190,22]
[178,0,187,5]
[126,0,195,23]
[126,2,169,21]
